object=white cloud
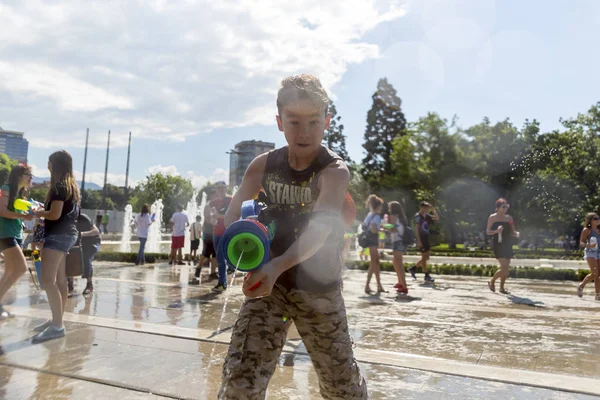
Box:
[0,1,406,148]
[145,164,229,188]
[29,163,132,187]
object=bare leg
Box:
[499,259,510,290]
[421,252,430,274]
[392,251,406,288]
[594,260,600,297]
[365,247,380,292]
[0,247,28,303]
[169,248,177,264]
[41,248,67,328]
[210,258,217,274]
[580,258,597,289]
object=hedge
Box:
[344,260,589,282]
[397,248,584,261]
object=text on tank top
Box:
[261,146,344,292]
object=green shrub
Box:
[344,260,588,282]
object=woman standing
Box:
[487,198,519,294]
[388,201,408,295]
[32,151,80,343]
[364,195,386,294]
[0,164,35,319]
[135,204,153,265]
[577,213,600,300]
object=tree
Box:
[132,173,194,228]
[361,78,407,189]
[0,154,17,186]
[323,101,351,163]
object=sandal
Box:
[365,287,374,295]
[577,285,583,298]
[488,281,495,293]
[377,287,388,293]
[499,288,510,295]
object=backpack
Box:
[402,225,416,246]
[358,214,376,248]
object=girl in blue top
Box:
[364,194,386,294]
[0,164,35,320]
[577,212,600,300]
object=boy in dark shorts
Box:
[409,201,440,282]
[218,75,368,399]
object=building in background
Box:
[0,127,29,163]
[228,140,275,189]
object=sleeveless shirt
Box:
[261,145,344,293]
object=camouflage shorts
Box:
[218,284,368,400]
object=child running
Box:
[577,212,600,300]
[218,74,368,399]
[410,201,439,283]
[487,198,520,294]
[0,164,35,320]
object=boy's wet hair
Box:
[277,74,329,116]
[196,215,201,222]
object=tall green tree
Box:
[133,173,194,227]
[323,101,351,163]
[361,78,407,189]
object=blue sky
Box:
[1,0,599,189]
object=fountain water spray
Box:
[147,199,164,253]
[119,204,133,252]
[184,191,199,257]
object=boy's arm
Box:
[243,160,350,297]
[224,154,267,227]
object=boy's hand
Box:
[242,259,284,298]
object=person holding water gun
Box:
[577,212,600,300]
[0,164,35,320]
[218,75,368,399]
[487,198,520,294]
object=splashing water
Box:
[147,199,164,253]
[119,204,133,252]
[184,191,199,256]
[203,250,245,397]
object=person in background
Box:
[364,194,386,294]
[32,150,80,343]
[577,212,600,300]
[210,181,233,292]
[388,201,409,295]
[95,211,103,229]
[169,204,189,265]
[487,198,520,294]
[102,211,110,234]
[191,189,218,285]
[410,201,440,283]
[0,164,35,320]
[189,215,202,262]
[135,204,153,265]
[67,212,101,296]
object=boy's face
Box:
[276,99,330,157]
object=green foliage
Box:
[132,173,194,227]
[361,78,407,189]
[344,260,587,281]
[0,154,18,186]
[324,101,352,163]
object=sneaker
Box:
[209,272,219,281]
[212,283,226,292]
[189,278,200,285]
[194,267,201,278]
[33,319,52,332]
[396,285,408,295]
[408,266,417,280]
[32,325,65,344]
[424,274,435,283]
[393,283,401,289]
[0,304,14,320]
[577,285,583,298]
[82,283,94,296]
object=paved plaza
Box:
[1,260,600,399]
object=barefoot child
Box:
[218,74,368,399]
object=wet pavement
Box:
[1,261,599,399]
